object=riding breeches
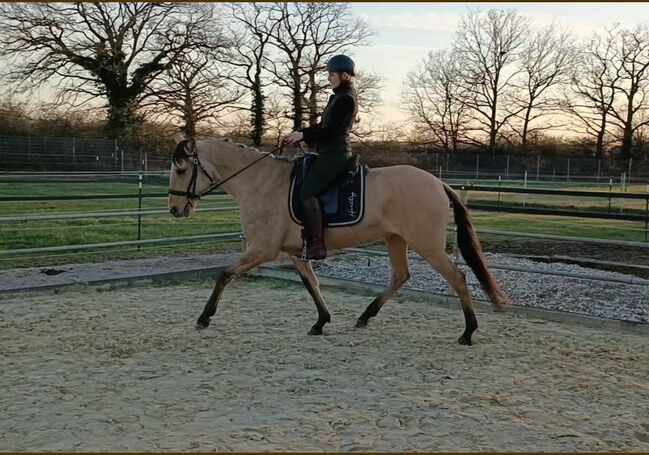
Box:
[299,152,352,202]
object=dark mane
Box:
[172,140,190,166]
[173,137,294,163]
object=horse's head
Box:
[168,138,218,218]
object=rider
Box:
[284,54,359,261]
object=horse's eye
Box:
[176,168,187,175]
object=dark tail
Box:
[442,182,510,308]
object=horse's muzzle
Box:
[170,199,194,218]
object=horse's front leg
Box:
[290,256,331,335]
[196,249,276,330]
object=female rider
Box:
[284,54,358,260]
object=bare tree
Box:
[351,70,382,116]
[143,53,245,137]
[264,2,311,130]
[301,3,373,125]
[454,8,530,154]
[219,110,254,143]
[265,91,292,147]
[403,49,469,153]
[0,2,215,138]
[609,23,649,160]
[562,26,620,159]
[512,24,576,150]
[266,2,373,130]
[222,3,279,145]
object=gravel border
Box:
[1,249,647,323]
[312,251,649,324]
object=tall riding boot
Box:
[301,197,327,260]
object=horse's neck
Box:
[203,141,289,203]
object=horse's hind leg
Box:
[414,248,478,346]
[355,234,410,328]
[290,257,331,335]
[196,249,276,330]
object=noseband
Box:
[168,140,285,202]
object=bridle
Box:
[168,140,287,202]
[168,151,217,201]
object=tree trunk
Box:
[308,72,319,126]
[489,91,498,155]
[292,85,303,130]
[182,93,196,137]
[489,123,498,155]
[595,114,606,159]
[250,78,265,146]
[106,95,139,139]
[620,95,635,160]
[521,105,533,151]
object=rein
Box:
[168,141,286,201]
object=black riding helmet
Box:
[326,55,356,76]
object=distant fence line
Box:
[0,135,169,172]
[416,152,649,184]
[1,134,649,182]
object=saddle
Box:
[289,153,368,227]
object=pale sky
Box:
[349,2,649,126]
[12,2,649,135]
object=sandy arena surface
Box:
[1,276,649,452]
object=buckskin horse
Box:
[168,138,509,345]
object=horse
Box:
[168,138,510,345]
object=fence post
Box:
[137,172,143,250]
[523,170,528,208]
[621,172,626,192]
[645,183,648,242]
[506,155,510,179]
[628,158,633,185]
[498,175,502,207]
[475,153,480,179]
[566,158,571,181]
[608,177,613,215]
[72,138,76,163]
[597,159,601,183]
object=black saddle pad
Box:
[289,154,368,227]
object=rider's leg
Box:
[298,153,350,260]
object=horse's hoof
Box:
[195,319,210,330]
[308,327,323,336]
[355,318,368,328]
[458,335,473,346]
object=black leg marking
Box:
[196,270,233,330]
[355,296,382,328]
[458,310,478,346]
[299,274,330,335]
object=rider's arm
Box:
[299,95,355,144]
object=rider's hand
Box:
[284,131,304,145]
